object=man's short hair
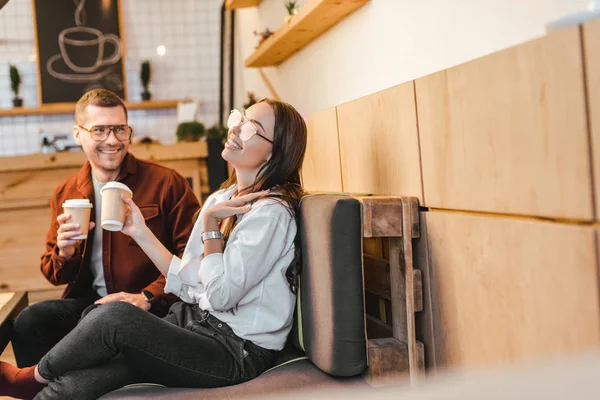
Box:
[75,89,127,125]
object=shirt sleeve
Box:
[198,204,294,311]
[163,192,218,303]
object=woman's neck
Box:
[234,168,259,193]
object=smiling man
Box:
[11,89,200,368]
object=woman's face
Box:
[222,102,275,171]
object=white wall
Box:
[0,0,221,156]
[235,0,591,116]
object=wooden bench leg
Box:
[358,196,424,385]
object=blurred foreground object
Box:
[249,351,600,400]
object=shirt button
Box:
[218,323,223,328]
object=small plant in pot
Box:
[206,124,228,141]
[140,60,152,101]
[9,64,23,107]
[176,121,206,142]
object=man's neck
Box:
[90,167,119,183]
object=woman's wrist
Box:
[132,225,152,243]
[203,212,220,232]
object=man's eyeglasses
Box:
[77,125,133,142]
[227,109,273,144]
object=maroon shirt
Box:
[40,153,200,316]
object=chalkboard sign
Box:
[32,0,127,104]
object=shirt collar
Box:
[76,152,138,195]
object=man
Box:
[12,89,200,367]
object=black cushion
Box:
[293,194,367,377]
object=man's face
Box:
[73,105,130,178]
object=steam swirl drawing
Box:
[46,0,122,83]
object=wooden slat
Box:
[0,167,80,205]
[365,314,393,339]
[364,253,422,312]
[414,211,437,370]
[27,288,65,304]
[366,338,424,386]
[245,0,370,67]
[129,142,208,163]
[359,196,404,238]
[302,107,343,191]
[0,207,55,293]
[582,18,600,219]
[425,212,600,368]
[401,198,419,382]
[225,0,262,9]
[0,142,208,173]
[0,100,181,118]
[0,292,28,354]
[415,26,593,220]
[337,83,423,200]
[388,238,407,343]
[364,253,391,300]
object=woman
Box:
[0,98,307,400]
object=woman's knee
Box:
[84,302,139,327]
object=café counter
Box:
[0,142,209,303]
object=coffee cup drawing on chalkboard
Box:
[60,27,121,73]
[45,0,122,83]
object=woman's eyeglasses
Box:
[77,125,133,142]
[227,109,273,144]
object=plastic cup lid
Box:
[62,199,93,208]
[100,182,133,196]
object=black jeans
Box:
[35,301,276,400]
[12,292,100,367]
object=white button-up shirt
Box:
[164,186,297,350]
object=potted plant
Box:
[175,121,206,142]
[140,60,151,101]
[284,0,299,23]
[9,64,23,107]
[243,92,257,110]
[206,123,228,141]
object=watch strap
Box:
[141,289,155,304]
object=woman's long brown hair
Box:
[200,98,307,294]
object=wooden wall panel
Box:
[583,18,600,219]
[302,107,343,192]
[336,83,423,201]
[416,26,593,220]
[0,207,54,293]
[424,212,600,368]
[0,168,79,204]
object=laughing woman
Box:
[0,98,307,400]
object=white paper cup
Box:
[100,182,133,231]
[62,199,93,239]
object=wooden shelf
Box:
[225,0,262,9]
[0,100,181,118]
[245,0,369,67]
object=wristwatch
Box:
[201,230,224,244]
[141,289,155,304]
